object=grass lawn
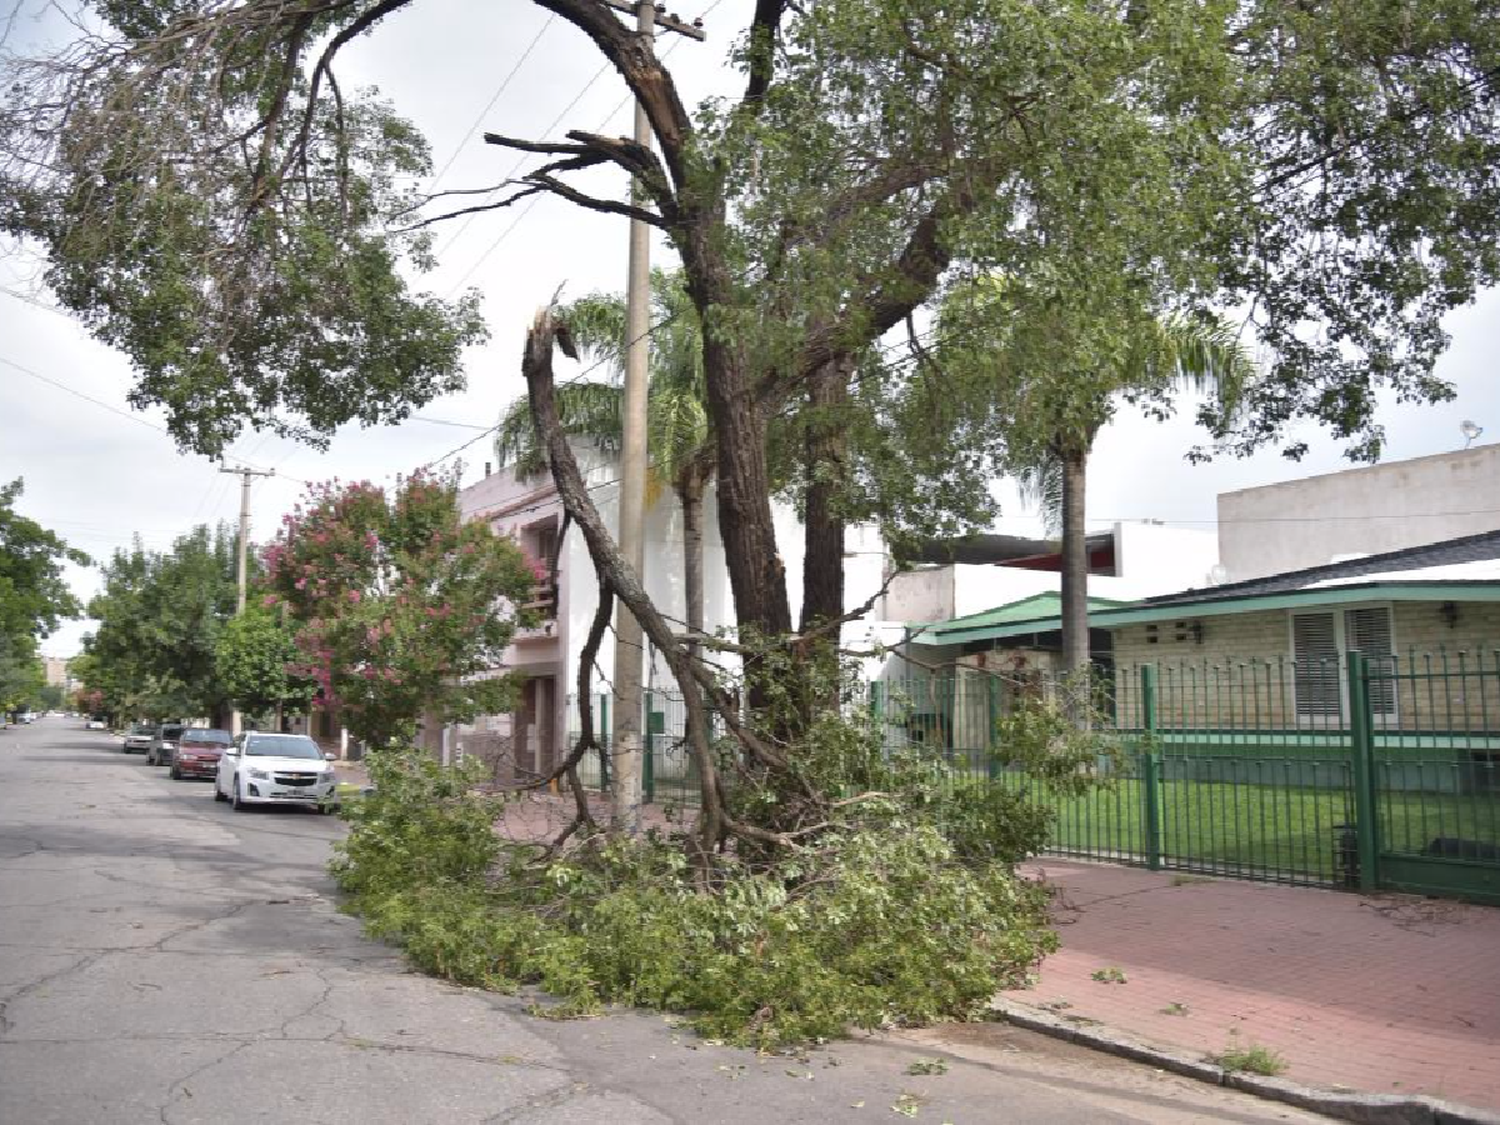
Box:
[1004,775,1500,885]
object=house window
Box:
[1290,606,1396,722]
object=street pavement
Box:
[0,718,1330,1125]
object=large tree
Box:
[83,525,239,721]
[3,0,1498,844]
[0,478,90,644]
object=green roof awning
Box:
[915,581,1500,644]
[915,592,1132,646]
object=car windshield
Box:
[160,726,185,739]
[181,729,231,745]
[131,724,153,735]
[245,735,323,759]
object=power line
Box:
[427,15,557,189]
[0,352,304,481]
[439,0,724,294]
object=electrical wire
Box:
[427,15,557,190]
[440,0,726,294]
[0,352,306,482]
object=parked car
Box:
[86,717,108,730]
[169,728,232,780]
[122,723,155,754]
[146,723,186,766]
[214,732,339,812]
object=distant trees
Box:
[214,604,314,727]
[81,525,239,722]
[0,478,88,717]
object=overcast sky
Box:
[3,0,1497,658]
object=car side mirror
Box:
[323,753,336,762]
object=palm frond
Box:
[558,292,629,376]
[1014,455,1065,537]
[494,381,623,481]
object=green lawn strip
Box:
[1003,777,1498,882]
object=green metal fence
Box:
[866,653,1500,899]
[563,651,1500,901]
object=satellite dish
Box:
[1461,419,1484,448]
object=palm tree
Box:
[1015,313,1255,676]
[494,270,712,655]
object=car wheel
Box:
[232,779,248,812]
[169,764,181,780]
[213,781,227,802]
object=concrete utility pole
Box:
[606,0,703,836]
[220,465,275,735]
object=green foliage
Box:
[0,478,89,643]
[1211,1042,1288,1077]
[264,470,535,746]
[1,8,485,456]
[493,269,708,491]
[80,524,239,720]
[0,634,46,714]
[214,604,314,720]
[331,660,1091,1047]
[330,745,502,900]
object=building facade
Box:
[1218,443,1500,583]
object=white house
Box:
[454,448,891,776]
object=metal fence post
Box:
[986,675,1001,781]
[1140,665,1162,870]
[598,691,610,792]
[1345,651,1380,892]
[643,689,656,804]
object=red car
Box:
[170,728,233,780]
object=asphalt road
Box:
[0,718,1330,1124]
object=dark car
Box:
[170,728,233,780]
[146,723,186,766]
[122,723,155,754]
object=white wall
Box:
[1218,443,1500,582]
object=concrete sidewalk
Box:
[1004,860,1500,1114]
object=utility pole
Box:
[220,465,275,735]
[606,0,703,836]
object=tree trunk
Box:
[799,356,850,635]
[681,227,792,646]
[1059,446,1091,677]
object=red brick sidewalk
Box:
[1005,859,1500,1112]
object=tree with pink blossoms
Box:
[264,470,537,748]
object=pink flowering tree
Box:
[264,470,538,747]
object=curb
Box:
[992,1000,1500,1125]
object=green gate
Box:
[1356,651,1500,904]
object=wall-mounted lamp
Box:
[1439,601,1460,629]
[1191,621,1206,644]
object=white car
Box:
[214,731,339,812]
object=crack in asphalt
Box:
[0,949,106,1040]
[157,1039,253,1125]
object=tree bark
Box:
[1059,446,1090,677]
[680,244,793,646]
[527,308,740,859]
[799,356,850,634]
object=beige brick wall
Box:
[1109,601,1500,732]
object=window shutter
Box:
[1345,607,1396,716]
[1293,612,1342,719]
